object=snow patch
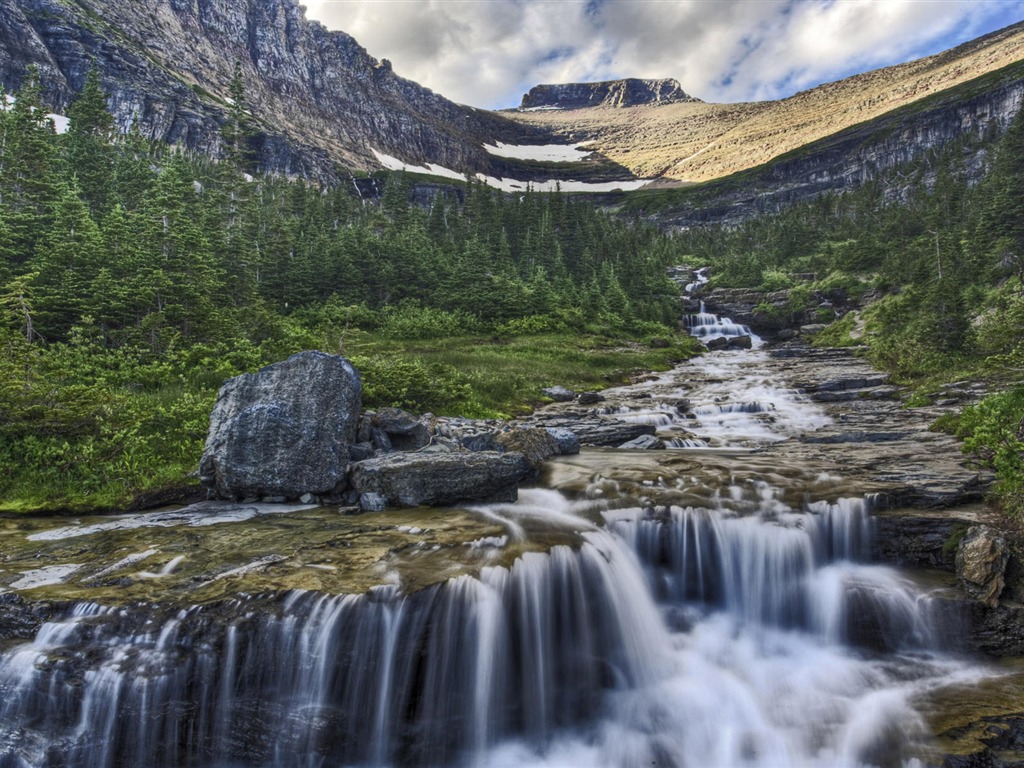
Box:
[372,148,650,194]
[483,142,592,163]
[47,114,70,134]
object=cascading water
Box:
[0,266,993,767]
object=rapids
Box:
[0,290,1001,767]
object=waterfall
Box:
[0,534,671,768]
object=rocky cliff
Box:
[2,0,1024,218]
[645,61,1024,228]
[520,78,695,110]
[0,0,544,181]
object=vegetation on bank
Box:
[678,105,1024,517]
[0,66,696,513]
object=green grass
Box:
[347,330,701,418]
[0,329,701,514]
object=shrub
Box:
[379,302,479,340]
[956,386,1024,517]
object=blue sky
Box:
[303,0,1024,109]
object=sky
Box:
[302,0,1024,110]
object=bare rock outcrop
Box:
[520,78,695,110]
[349,452,534,507]
[956,525,1010,608]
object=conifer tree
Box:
[221,61,256,171]
[66,63,115,214]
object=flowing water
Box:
[0,293,994,767]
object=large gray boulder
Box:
[349,452,534,507]
[199,351,361,500]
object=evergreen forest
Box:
[0,67,691,512]
[2,65,1023,518]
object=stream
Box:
[0,287,1010,767]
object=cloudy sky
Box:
[302,0,1024,109]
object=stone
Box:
[520,78,693,110]
[578,392,605,405]
[371,408,432,451]
[349,451,535,507]
[526,417,657,447]
[542,385,577,402]
[299,493,316,505]
[359,492,389,512]
[704,337,731,351]
[349,442,374,461]
[618,434,666,450]
[956,525,1010,608]
[494,426,560,465]
[199,351,361,501]
[545,427,581,455]
[727,335,753,350]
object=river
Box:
[0,290,1011,767]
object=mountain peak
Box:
[519,78,696,110]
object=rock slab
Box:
[349,452,534,507]
[956,525,1010,608]
[200,351,361,500]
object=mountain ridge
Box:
[507,21,1024,184]
[1,1,1023,217]
[0,0,545,181]
[519,78,696,110]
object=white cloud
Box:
[304,0,1024,108]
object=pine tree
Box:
[0,66,62,262]
[66,63,116,215]
[221,61,256,171]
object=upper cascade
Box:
[519,78,697,110]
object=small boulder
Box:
[727,335,753,350]
[705,337,731,351]
[359,492,389,512]
[956,525,1010,608]
[578,392,605,405]
[199,351,361,501]
[495,426,560,465]
[543,385,577,402]
[372,408,432,451]
[349,451,534,507]
[618,434,666,450]
[545,427,581,455]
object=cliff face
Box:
[649,66,1024,228]
[520,78,695,110]
[1,0,1023,222]
[0,0,543,181]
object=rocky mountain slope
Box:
[0,0,544,181]
[1,0,1023,214]
[508,22,1024,183]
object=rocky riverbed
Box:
[2,308,1024,766]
